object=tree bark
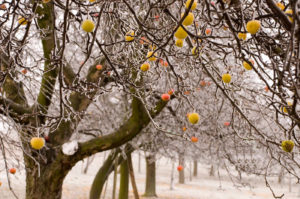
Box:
[170,161,174,190]
[89,150,119,199]
[89,145,134,199]
[193,160,198,177]
[179,155,185,184]
[144,155,157,197]
[25,159,71,199]
[112,159,118,199]
[128,153,140,199]
[119,159,129,199]
[209,164,215,177]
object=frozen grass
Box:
[0,153,300,199]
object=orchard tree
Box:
[0,0,300,199]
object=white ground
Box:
[0,152,300,199]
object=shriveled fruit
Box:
[125,30,135,42]
[282,140,294,152]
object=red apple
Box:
[96,64,103,70]
[161,93,170,101]
[9,168,16,174]
[211,1,215,6]
[44,136,50,142]
[200,80,206,86]
[154,15,159,21]
[163,61,168,67]
[224,122,230,126]
[177,165,183,171]
[159,59,164,65]
[21,69,27,74]
[205,28,212,36]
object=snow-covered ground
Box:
[0,152,300,199]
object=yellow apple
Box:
[147,51,157,61]
[30,137,45,150]
[188,113,199,124]
[246,20,261,34]
[185,0,197,10]
[140,63,150,72]
[222,73,231,84]
[174,26,188,39]
[81,20,95,32]
[181,12,194,26]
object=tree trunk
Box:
[138,152,141,173]
[144,155,157,197]
[25,161,70,199]
[170,161,174,190]
[128,153,140,199]
[119,159,129,199]
[89,146,134,199]
[89,150,118,199]
[112,159,118,199]
[179,155,185,184]
[209,164,215,177]
[193,160,198,177]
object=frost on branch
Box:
[62,140,79,156]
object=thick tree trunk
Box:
[193,160,198,177]
[144,155,157,197]
[179,155,185,184]
[119,159,129,199]
[25,160,71,199]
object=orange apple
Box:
[182,126,187,131]
[21,69,27,74]
[191,136,198,142]
[96,64,103,70]
[177,165,183,171]
[205,28,212,35]
[163,61,168,67]
[168,89,174,95]
[9,168,16,174]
